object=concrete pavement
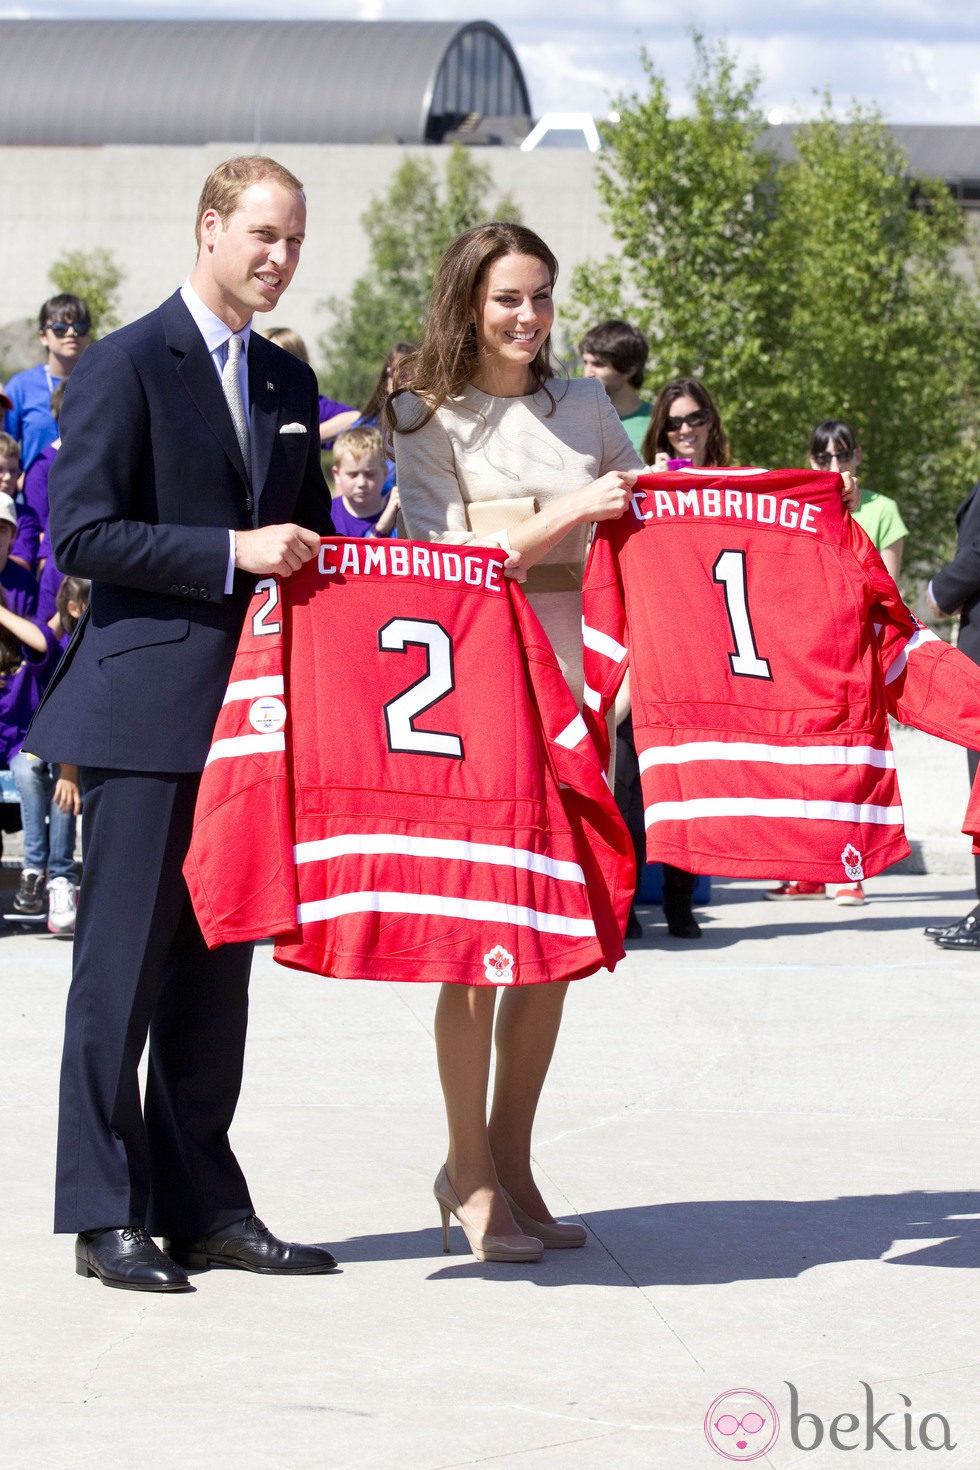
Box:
[1,726,978,1469]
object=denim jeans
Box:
[9,750,77,881]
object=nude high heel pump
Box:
[433,1167,544,1263]
[501,1188,588,1249]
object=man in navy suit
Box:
[29,156,338,1290]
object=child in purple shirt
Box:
[329,426,399,539]
[0,536,88,931]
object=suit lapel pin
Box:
[266,381,275,392]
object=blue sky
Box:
[8,1,980,124]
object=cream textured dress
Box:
[393,377,641,703]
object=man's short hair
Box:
[195,155,305,247]
[579,319,649,389]
[0,431,20,463]
[38,294,91,333]
[333,425,385,468]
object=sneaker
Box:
[47,877,77,935]
[765,880,827,901]
[835,883,866,906]
[12,869,47,917]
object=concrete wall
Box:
[1,144,616,383]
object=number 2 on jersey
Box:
[713,550,773,681]
[379,617,465,759]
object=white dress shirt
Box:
[180,279,253,591]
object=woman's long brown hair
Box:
[387,221,560,436]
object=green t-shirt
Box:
[620,403,652,454]
[851,488,909,552]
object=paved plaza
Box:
[1,727,978,1468]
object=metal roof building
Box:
[765,124,980,209]
[0,19,532,146]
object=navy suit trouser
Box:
[55,768,254,1237]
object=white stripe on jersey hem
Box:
[205,732,286,765]
[296,890,597,937]
[645,796,904,827]
[582,684,602,712]
[639,741,896,770]
[293,833,586,885]
[553,713,588,750]
[222,675,285,705]
[582,623,627,663]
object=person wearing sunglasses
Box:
[3,294,92,473]
[810,420,907,581]
[768,419,908,907]
[610,379,733,941]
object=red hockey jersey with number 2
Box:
[582,467,980,882]
[185,539,634,985]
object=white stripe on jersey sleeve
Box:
[297,889,597,937]
[884,627,942,686]
[553,713,589,751]
[582,623,627,664]
[639,741,896,770]
[222,675,285,705]
[205,732,286,765]
[293,833,586,885]
[645,796,904,828]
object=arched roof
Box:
[0,19,532,146]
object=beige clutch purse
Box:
[465,496,537,534]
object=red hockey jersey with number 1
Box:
[582,467,980,882]
[184,538,634,985]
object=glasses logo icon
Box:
[704,1389,780,1460]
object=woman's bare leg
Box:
[433,982,518,1238]
[487,981,570,1222]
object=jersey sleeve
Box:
[847,516,980,844]
[183,575,301,947]
[580,520,629,767]
[514,584,634,967]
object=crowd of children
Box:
[1,293,93,935]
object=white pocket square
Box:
[279,422,308,435]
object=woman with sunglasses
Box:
[809,420,907,582]
[641,376,729,475]
[627,377,730,939]
[767,419,908,907]
[3,294,91,473]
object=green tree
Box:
[49,247,125,337]
[767,102,980,569]
[319,144,522,407]
[565,35,784,459]
[568,37,980,573]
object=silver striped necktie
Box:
[222,332,251,483]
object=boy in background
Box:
[579,319,651,453]
[330,425,399,539]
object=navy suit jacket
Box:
[29,291,333,772]
[932,481,980,668]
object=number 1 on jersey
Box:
[713,549,773,681]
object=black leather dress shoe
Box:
[924,922,955,939]
[165,1215,339,1274]
[935,913,980,950]
[75,1227,194,1292]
